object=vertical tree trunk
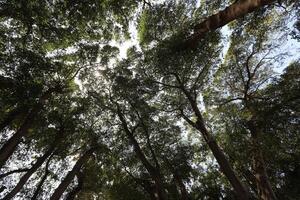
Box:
[50,148,94,200]
[248,121,277,200]
[173,171,189,200]
[164,158,189,200]
[65,172,84,200]
[31,154,53,200]
[0,107,40,169]
[178,80,249,200]
[198,125,249,200]
[116,108,167,200]
[0,88,57,169]
[2,147,55,199]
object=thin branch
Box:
[0,168,30,179]
[152,80,180,89]
[179,109,197,129]
[220,97,245,106]
[31,153,54,200]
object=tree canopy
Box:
[0,0,299,199]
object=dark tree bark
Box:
[173,173,189,200]
[65,172,84,200]
[179,0,276,50]
[31,154,53,200]
[140,180,157,200]
[0,87,60,169]
[0,168,30,180]
[175,74,249,200]
[2,147,55,199]
[116,107,167,200]
[124,167,157,200]
[165,160,189,200]
[50,148,95,200]
[248,121,277,200]
[0,107,40,169]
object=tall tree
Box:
[50,148,96,200]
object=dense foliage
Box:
[0,0,299,200]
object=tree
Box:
[0,0,299,199]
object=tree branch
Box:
[178,0,276,50]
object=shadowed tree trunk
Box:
[3,143,57,199]
[175,74,250,200]
[65,172,84,200]
[172,170,189,200]
[0,87,61,169]
[173,173,189,200]
[124,167,158,200]
[50,148,95,200]
[0,106,41,169]
[248,120,277,200]
[180,0,276,50]
[164,158,189,200]
[31,154,53,200]
[116,106,167,200]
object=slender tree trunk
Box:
[173,171,189,200]
[50,148,95,200]
[248,121,277,200]
[180,0,276,50]
[31,154,53,200]
[125,170,157,200]
[242,169,258,195]
[198,125,249,200]
[116,107,167,200]
[0,106,28,132]
[0,107,40,169]
[0,88,57,169]
[65,172,84,200]
[177,77,249,200]
[164,158,189,200]
[3,147,55,199]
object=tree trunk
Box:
[164,158,189,200]
[173,171,189,200]
[197,125,249,200]
[31,154,53,200]
[248,121,277,200]
[0,107,40,169]
[179,0,276,50]
[50,148,95,200]
[127,172,157,200]
[178,80,249,200]
[3,147,55,199]
[116,107,167,200]
[65,172,84,200]
[0,88,57,169]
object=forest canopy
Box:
[0,0,299,199]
